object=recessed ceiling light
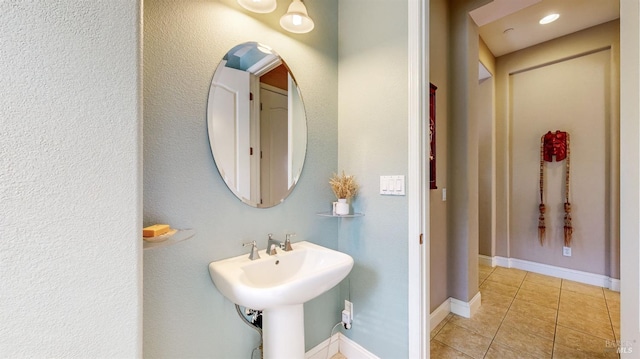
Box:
[539,14,560,25]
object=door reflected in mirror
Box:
[207,42,308,208]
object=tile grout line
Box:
[555,285,618,344]
[438,267,619,358]
[480,269,524,359]
[603,287,619,346]
[551,278,564,359]
[431,338,469,358]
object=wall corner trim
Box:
[305,332,380,359]
[429,292,482,331]
[609,278,621,292]
[478,254,496,267]
[450,292,482,318]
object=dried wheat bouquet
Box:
[329,171,359,199]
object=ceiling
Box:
[223,42,282,76]
[470,0,620,57]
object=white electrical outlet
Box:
[342,300,353,329]
[563,246,572,257]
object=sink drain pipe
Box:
[235,304,263,359]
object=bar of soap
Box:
[143,224,171,237]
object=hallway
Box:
[430,265,620,358]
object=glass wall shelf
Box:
[316,212,364,218]
[143,229,195,250]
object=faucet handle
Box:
[284,233,296,251]
[242,241,260,260]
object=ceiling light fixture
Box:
[539,13,560,25]
[280,0,315,34]
[257,44,273,54]
[237,0,276,14]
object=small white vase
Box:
[334,198,349,215]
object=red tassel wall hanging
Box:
[538,130,572,246]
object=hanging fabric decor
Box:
[538,130,572,246]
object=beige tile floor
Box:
[430,265,621,358]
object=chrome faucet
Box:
[267,234,282,256]
[267,233,295,255]
[242,241,260,260]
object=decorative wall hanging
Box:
[429,83,437,189]
[538,130,573,246]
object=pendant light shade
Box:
[237,0,276,14]
[280,0,315,34]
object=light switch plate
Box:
[380,175,405,195]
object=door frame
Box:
[407,0,429,357]
[619,0,640,356]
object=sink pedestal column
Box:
[262,304,305,359]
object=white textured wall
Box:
[0,1,142,357]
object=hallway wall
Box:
[478,39,496,258]
[494,20,620,278]
[429,0,450,313]
[477,75,494,257]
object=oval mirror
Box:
[207,42,308,208]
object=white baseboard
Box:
[450,291,481,318]
[305,332,379,359]
[486,255,620,292]
[478,254,495,267]
[429,291,481,332]
[338,334,380,359]
[305,333,340,359]
[609,278,621,292]
[429,298,451,331]
[494,256,510,268]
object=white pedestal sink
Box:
[209,241,354,359]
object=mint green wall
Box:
[338,0,410,357]
[143,0,340,356]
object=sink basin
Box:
[209,241,353,359]
[208,241,353,310]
